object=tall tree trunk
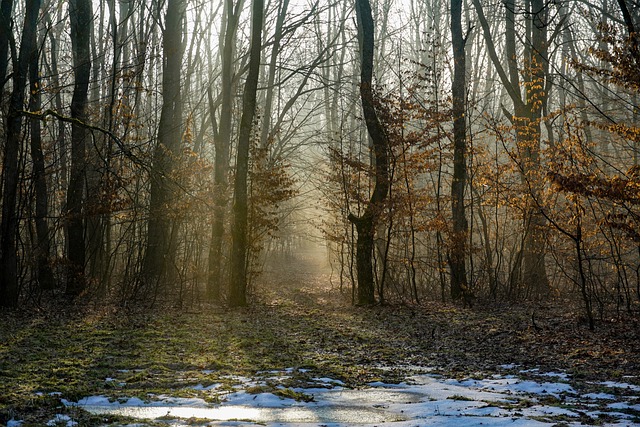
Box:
[28,14,55,291]
[347,0,390,306]
[143,0,185,286]
[0,0,40,307]
[0,0,13,92]
[43,6,68,196]
[449,0,469,301]
[229,0,264,307]
[520,0,550,298]
[259,0,289,149]
[207,0,241,301]
[66,0,93,297]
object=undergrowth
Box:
[0,258,638,425]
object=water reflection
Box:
[82,403,402,423]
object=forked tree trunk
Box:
[347,0,390,306]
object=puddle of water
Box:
[320,389,423,404]
[77,389,420,423]
[81,404,404,423]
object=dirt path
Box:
[257,246,348,307]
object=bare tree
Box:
[449,0,469,301]
[143,0,186,286]
[207,0,243,301]
[347,0,390,305]
[0,0,41,306]
[65,0,93,297]
[28,5,55,291]
[229,0,264,307]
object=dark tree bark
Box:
[0,0,13,91]
[449,0,469,301]
[42,6,67,194]
[28,12,55,291]
[143,0,185,285]
[347,0,390,306]
[207,0,240,301]
[65,0,93,297]
[229,0,264,307]
[616,0,636,36]
[0,0,40,307]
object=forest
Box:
[0,0,639,425]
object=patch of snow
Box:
[367,381,407,388]
[223,375,256,386]
[282,367,311,374]
[191,383,221,390]
[6,419,23,427]
[500,363,519,369]
[224,390,302,408]
[67,395,112,406]
[520,404,578,418]
[313,377,345,386]
[537,371,571,380]
[583,392,617,400]
[599,381,640,392]
[67,370,640,426]
[586,409,639,421]
[608,401,640,411]
[450,377,575,397]
[46,414,77,427]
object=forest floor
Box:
[1,248,639,426]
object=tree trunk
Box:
[0,0,40,307]
[207,0,240,301]
[0,0,13,92]
[28,14,55,291]
[65,0,92,297]
[449,0,469,301]
[521,0,550,298]
[347,0,390,306]
[143,0,185,286]
[259,0,289,149]
[229,0,264,307]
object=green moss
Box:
[447,394,475,401]
[273,388,315,402]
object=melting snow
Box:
[61,370,640,426]
[46,414,77,427]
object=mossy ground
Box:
[1,253,639,425]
